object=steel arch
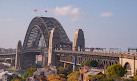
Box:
[23,17,71,50]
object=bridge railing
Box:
[0,53,16,56]
[54,50,137,58]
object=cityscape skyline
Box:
[0,0,137,51]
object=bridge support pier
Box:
[11,58,12,63]
[42,54,45,67]
[20,54,36,70]
[119,55,137,77]
[73,29,85,51]
[73,55,77,72]
[72,29,84,72]
[64,63,66,68]
[73,65,75,72]
[4,58,6,63]
[48,28,61,66]
[15,40,22,69]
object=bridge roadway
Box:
[54,50,137,58]
[53,50,137,69]
[1,47,137,57]
[1,49,137,59]
[20,48,48,54]
[1,49,137,69]
[54,50,120,57]
[0,48,48,56]
[1,49,137,60]
[54,50,120,67]
[0,53,16,56]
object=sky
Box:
[0,0,137,51]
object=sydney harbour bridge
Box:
[0,16,137,77]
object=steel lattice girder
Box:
[23,17,72,50]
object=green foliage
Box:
[47,74,66,81]
[50,79,62,81]
[59,74,67,78]
[11,75,22,81]
[104,78,115,81]
[86,74,106,81]
[22,73,28,80]
[86,64,127,81]
[122,78,134,81]
[86,74,124,81]
[80,60,98,67]
[58,66,70,76]
[67,71,80,81]
[132,75,137,81]
[22,66,37,80]
[107,64,127,79]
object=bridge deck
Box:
[54,50,137,58]
[54,50,120,57]
[0,53,16,56]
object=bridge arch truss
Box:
[23,17,72,50]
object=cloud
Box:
[100,12,114,17]
[0,18,13,22]
[53,6,84,21]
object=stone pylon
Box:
[48,28,61,66]
[15,40,22,69]
[73,29,85,51]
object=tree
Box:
[22,66,37,80]
[132,75,137,81]
[107,64,127,79]
[37,72,47,81]
[80,60,98,67]
[86,74,106,81]
[58,66,70,76]
[46,74,66,81]
[22,73,28,80]
[11,75,22,81]
[67,71,80,81]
